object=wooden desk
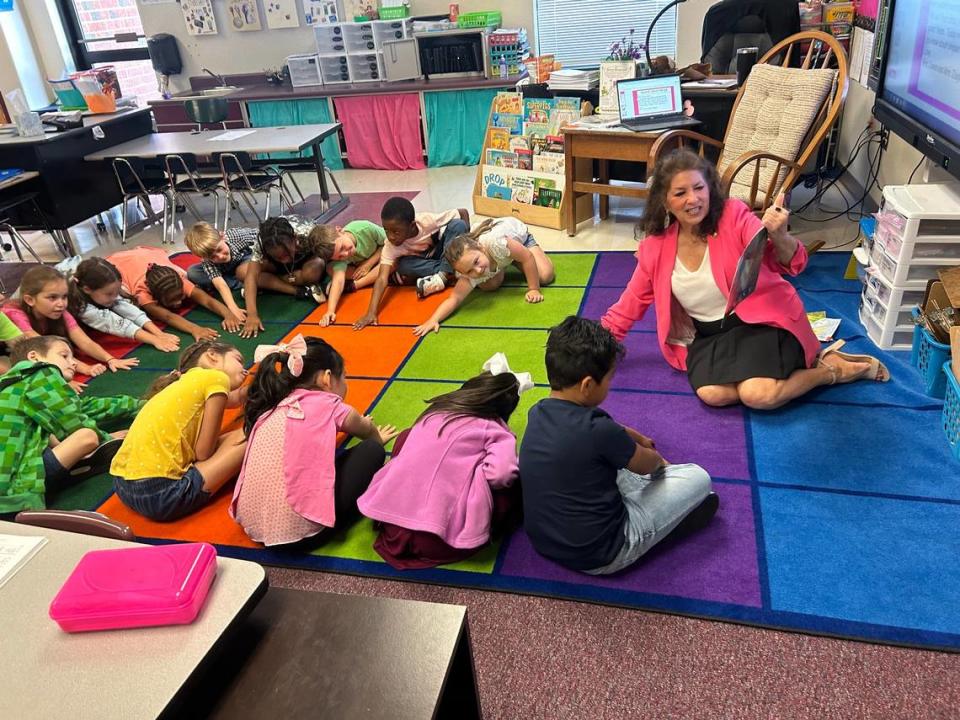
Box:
[176,588,482,720]
[85,124,348,225]
[563,125,662,236]
[0,522,267,720]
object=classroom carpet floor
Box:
[67,247,960,653]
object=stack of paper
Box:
[547,68,599,91]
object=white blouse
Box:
[671,246,728,322]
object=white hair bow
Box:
[482,352,535,394]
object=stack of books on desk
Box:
[547,68,599,91]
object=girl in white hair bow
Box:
[358,354,530,569]
[230,334,398,549]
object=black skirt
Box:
[686,314,807,390]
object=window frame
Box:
[54,0,149,71]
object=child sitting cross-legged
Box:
[110,340,249,522]
[230,335,398,549]
[308,221,386,327]
[0,336,142,518]
[413,217,556,337]
[519,316,718,575]
[358,356,527,569]
[107,246,242,340]
[58,256,181,353]
[183,221,260,327]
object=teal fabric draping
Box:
[424,88,500,167]
[246,98,344,169]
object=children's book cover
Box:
[548,108,579,134]
[487,126,511,150]
[554,96,581,113]
[544,135,565,154]
[536,187,562,208]
[492,113,523,135]
[532,177,556,204]
[486,149,519,168]
[529,137,548,156]
[533,151,565,174]
[508,135,531,152]
[523,122,551,138]
[482,167,513,200]
[523,98,555,124]
[493,92,523,114]
[509,175,535,204]
[516,148,533,170]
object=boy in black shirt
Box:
[519,316,718,574]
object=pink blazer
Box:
[601,199,820,372]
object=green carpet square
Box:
[399,328,549,383]
[444,287,585,329]
[126,324,289,371]
[367,379,549,449]
[238,292,320,324]
[48,474,114,512]
[310,516,501,573]
[502,252,597,287]
[84,368,160,399]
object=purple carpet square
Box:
[601,391,750,480]
[499,481,761,607]
[613,333,692,393]
[592,252,638,287]
[580,286,657,331]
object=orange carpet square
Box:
[302,286,450,326]
[275,324,419,379]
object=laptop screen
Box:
[617,76,682,121]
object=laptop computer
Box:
[616,75,701,132]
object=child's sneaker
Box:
[416,273,447,299]
[296,284,326,303]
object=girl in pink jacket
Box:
[358,371,523,569]
[231,335,398,548]
[601,149,888,411]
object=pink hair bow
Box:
[254,334,308,377]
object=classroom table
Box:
[85,123,349,225]
[174,587,483,720]
[0,521,267,720]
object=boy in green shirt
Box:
[310,221,387,327]
[0,336,142,516]
[0,308,24,375]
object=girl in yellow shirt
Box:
[110,340,248,521]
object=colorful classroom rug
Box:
[71,249,960,652]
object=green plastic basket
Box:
[458,11,501,28]
[379,6,409,19]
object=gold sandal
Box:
[819,340,890,383]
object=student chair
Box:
[649,30,849,214]
[163,153,226,231]
[0,191,48,262]
[216,152,295,230]
[111,157,171,245]
[15,509,135,541]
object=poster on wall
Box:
[343,0,378,21]
[227,0,262,31]
[304,0,341,25]
[180,0,218,36]
[264,0,301,29]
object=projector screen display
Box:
[880,0,960,147]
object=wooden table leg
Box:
[598,159,610,220]
[565,137,576,236]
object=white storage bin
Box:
[859,299,914,350]
[344,23,376,52]
[873,245,956,285]
[315,25,346,54]
[874,223,960,263]
[287,54,323,87]
[879,184,960,240]
[373,20,409,43]
[862,267,926,308]
[348,54,381,81]
[319,57,350,83]
[860,285,915,329]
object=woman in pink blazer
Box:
[602,149,888,410]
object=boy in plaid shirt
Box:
[0,336,142,516]
[184,222,259,326]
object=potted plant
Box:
[599,30,646,115]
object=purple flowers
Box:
[606,28,645,60]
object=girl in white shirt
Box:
[413,217,555,337]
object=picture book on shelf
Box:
[523,98,555,124]
[487,126,511,150]
[493,92,523,114]
[492,113,523,135]
[483,168,513,200]
[516,148,533,170]
[486,149,519,168]
[533,151,565,174]
[530,137,548,156]
[508,135,531,152]
[523,122,552,138]
[553,96,581,113]
[548,108,579,134]
[536,187,562,208]
[509,175,535,204]
[533,177,557,204]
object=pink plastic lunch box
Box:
[49,542,218,633]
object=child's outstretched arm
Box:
[506,238,543,303]
[353,263,392,331]
[413,277,473,337]
[211,276,247,323]
[188,287,243,333]
[340,408,400,445]
[320,266,347,327]
[239,261,264,339]
[66,325,139,373]
[142,302,219,342]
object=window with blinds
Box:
[535,0,679,69]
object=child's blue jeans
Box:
[396,218,468,279]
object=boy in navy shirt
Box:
[519,316,718,574]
